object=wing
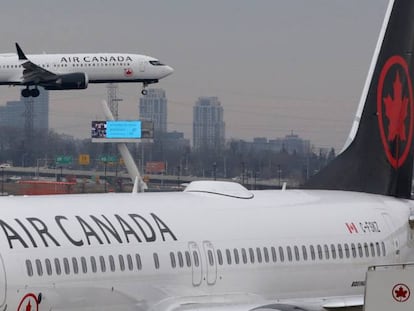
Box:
[15,43,58,85]
[169,295,364,311]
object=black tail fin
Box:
[15,43,28,61]
[304,0,414,198]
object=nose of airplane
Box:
[165,65,174,77]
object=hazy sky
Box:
[0,0,389,151]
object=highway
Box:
[0,166,291,189]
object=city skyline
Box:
[0,1,389,152]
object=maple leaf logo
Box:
[25,301,32,311]
[395,286,408,299]
[124,68,133,77]
[383,71,409,141]
[393,284,410,302]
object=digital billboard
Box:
[92,120,153,142]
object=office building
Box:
[0,87,49,131]
[193,96,225,151]
[139,88,167,136]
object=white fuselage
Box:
[0,188,412,311]
[0,53,173,85]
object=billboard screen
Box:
[91,120,153,142]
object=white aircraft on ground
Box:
[0,43,174,97]
[0,1,413,311]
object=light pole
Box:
[104,161,107,193]
[213,162,217,180]
[278,164,282,187]
[1,168,4,196]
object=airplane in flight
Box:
[0,1,413,311]
[0,43,174,97]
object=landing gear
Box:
[21,87,40,98]
[21,88,30,98]
[31,88,40,97]
[141,83,148,96]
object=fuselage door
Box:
[382,212,400,261]
[188,242,202,286]
[203,240,217,285]
[0,254,6,306]
[139,61,146,72]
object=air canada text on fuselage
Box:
[60,55,133,63]
[0,213,177,249]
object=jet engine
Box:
[43,73,89,90]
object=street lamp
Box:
[213,162,217,181]
[1,168,4,196]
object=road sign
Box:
[78,154,90,165]
[56,156,72,165]
[100,155,117,163]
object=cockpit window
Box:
[149,60,165,66]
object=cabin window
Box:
[178,252,184,268]
[45,259,52,275]
[338,244,343,259]
[370,243,375,257]
[331,244,336,259]
[226,249,232,265]
[54,258,61,275]
[185,251,191,267]
[170,252,176,268]
[81,257,88,273]
[217,250,223,265]
[99,256,106,272]
[376,242,381,256]
[381,242,386,256]
[63,257,70,274]
[317,245,323,260]
[351,243,357,258]
[127,254,133,271]
[358,243,363,257]
[263,247,269,263]
[344,243,350,258]
[364,243,369,257]
[241,248,248,264]
[208,250,214,266]
[271,247,277,262]
[324,245,330,259]
[234,249,240,264]
[153,253,160,269]
[294,246,300,261]
[249,248,255,263]
[279,246,285,262]
[35,259,43,276]
[26,260,33,277]
[91,256,97,273]
[118,255,125,271]
[287,246,293,262]
[72,257,79,274]
[256,247,262,263]
[109,255,115,271]
[193,251,199,267]
[136,254,142,270]
[302,245,308,261]
[310,245,315,260]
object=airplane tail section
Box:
[304,0,414,198]
[15,43,27,60]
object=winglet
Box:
[15,43,27,60]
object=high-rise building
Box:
[0,87,49,131]
[193,96,225,151]
[139,88,167,135]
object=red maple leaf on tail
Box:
[383,71,409,141]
